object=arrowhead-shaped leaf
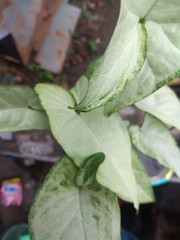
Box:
[135,86,180,130]
[75,0,147,112]
[29,155,121,240]
[0,85,49,131]
[131,148,154,203]
[129,114,180,178]
[35,77,139,207]
[104,0,180,115]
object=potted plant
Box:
[0,0,180,239]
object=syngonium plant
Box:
[0,0,180,239]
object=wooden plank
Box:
[0,131,63,162]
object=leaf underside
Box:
[75,0,147,112]
[102,0,180,115]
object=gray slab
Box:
[0,0,42,63]
[36,3,81,73]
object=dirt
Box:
[62,0,120,87]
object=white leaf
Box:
[131,148,154,203]
[129,114,180,177]
[0,85,49,131]
[135,86,180,129]
[35,77,139,207]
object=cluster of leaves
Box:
[76,0,180,113]
[0,0,180,239]
[0,76,180,239]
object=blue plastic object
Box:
[121,228,139,240]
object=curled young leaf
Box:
[75,152,105,189]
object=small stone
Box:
[87,1,96,10]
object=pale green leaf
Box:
[0,85,49,131]
[29,155,120,240]
[129,114,180,177]
[131,148,154,203]
[104,0,180,115]
[135,85,180,129]
[35,77,139,207]
[75,0,147,112]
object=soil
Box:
[63,0,120,87]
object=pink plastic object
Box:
[0,178,23,206]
